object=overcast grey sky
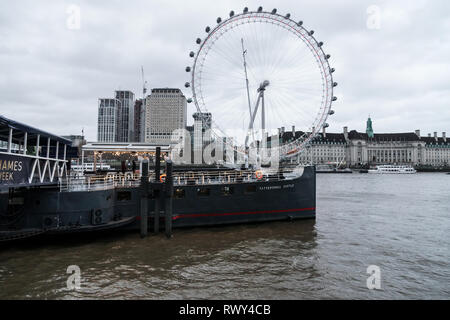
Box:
[0,0,449,141]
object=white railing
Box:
[60,172,141,192]
[59,167,303,192]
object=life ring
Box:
[160,174,166,183]
[255,170,263,180]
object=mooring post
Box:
[154,147,161,233]
[140,160,149,238]
[155,147,161,182]
[164,159,173,238]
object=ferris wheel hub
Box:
[258,80,270,92]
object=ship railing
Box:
[59,172,141,192]
[167,169,284,185]
[59,167,303,192]
[165,167,302,186]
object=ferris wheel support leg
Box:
[245,92,262,149]
[261,91,265,139]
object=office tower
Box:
[144,88,187,144]
[115,90,135,142]
[97,98,120,142]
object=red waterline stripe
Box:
[171,207,315,220]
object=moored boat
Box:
[368,165,416,174]
[0,116,316,242]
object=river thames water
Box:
[0,173,448,299]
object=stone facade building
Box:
[284,118,449,168]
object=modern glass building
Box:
[115,90,135,142]
[97,98,120,142]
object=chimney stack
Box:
[434,132,438,141]
[443,132,446,142]
[415,129,420,137]
[323,125,326,138]
[281,126,285,134]
[343,126,348,140]
[428,133,431,138]
[292,125,295,136]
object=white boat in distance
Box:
[368,165,417,174]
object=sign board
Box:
[0,153,32,186]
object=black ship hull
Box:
[0,166,315,241]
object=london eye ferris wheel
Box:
[184,6,337,158]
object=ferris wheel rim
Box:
[187,9,335,156]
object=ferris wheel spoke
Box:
[270,49,319,81]
[266,29,298,78]
[268,92,315,127]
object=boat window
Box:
[245,185,257,194]
[174,188,185,198]
[117,191,131,201]
[197,188,210,197]
[221,186,234,196]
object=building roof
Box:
[420,136,449,145]
[82,142,171,153]
[252,129,449,146]
[277,131,346,144]
[347,130,367,140]
[0,115,72,146]
[151,88,182,93]
[312,133,347,143]
[348,130,449,145]
[348,130,422,142]
[372,132,420,141]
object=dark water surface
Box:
[0,173,449,299]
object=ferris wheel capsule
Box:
[217,17,222,24]
[318,41,323,47]
[229,10,234,17]
[329,110,335,115]
[309,30,314,35]
[285,13,291,19]
[243,7,248,13]
[205,26,210,33]
[332,96,337,101]
[257,6,263,12]
[271,8,277,14]
[297,21,303,26]
[185,66,191,72]
[185,82,190,88]
[187,98,193,103]
[196,38,201,44]
[189,51,195,57]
